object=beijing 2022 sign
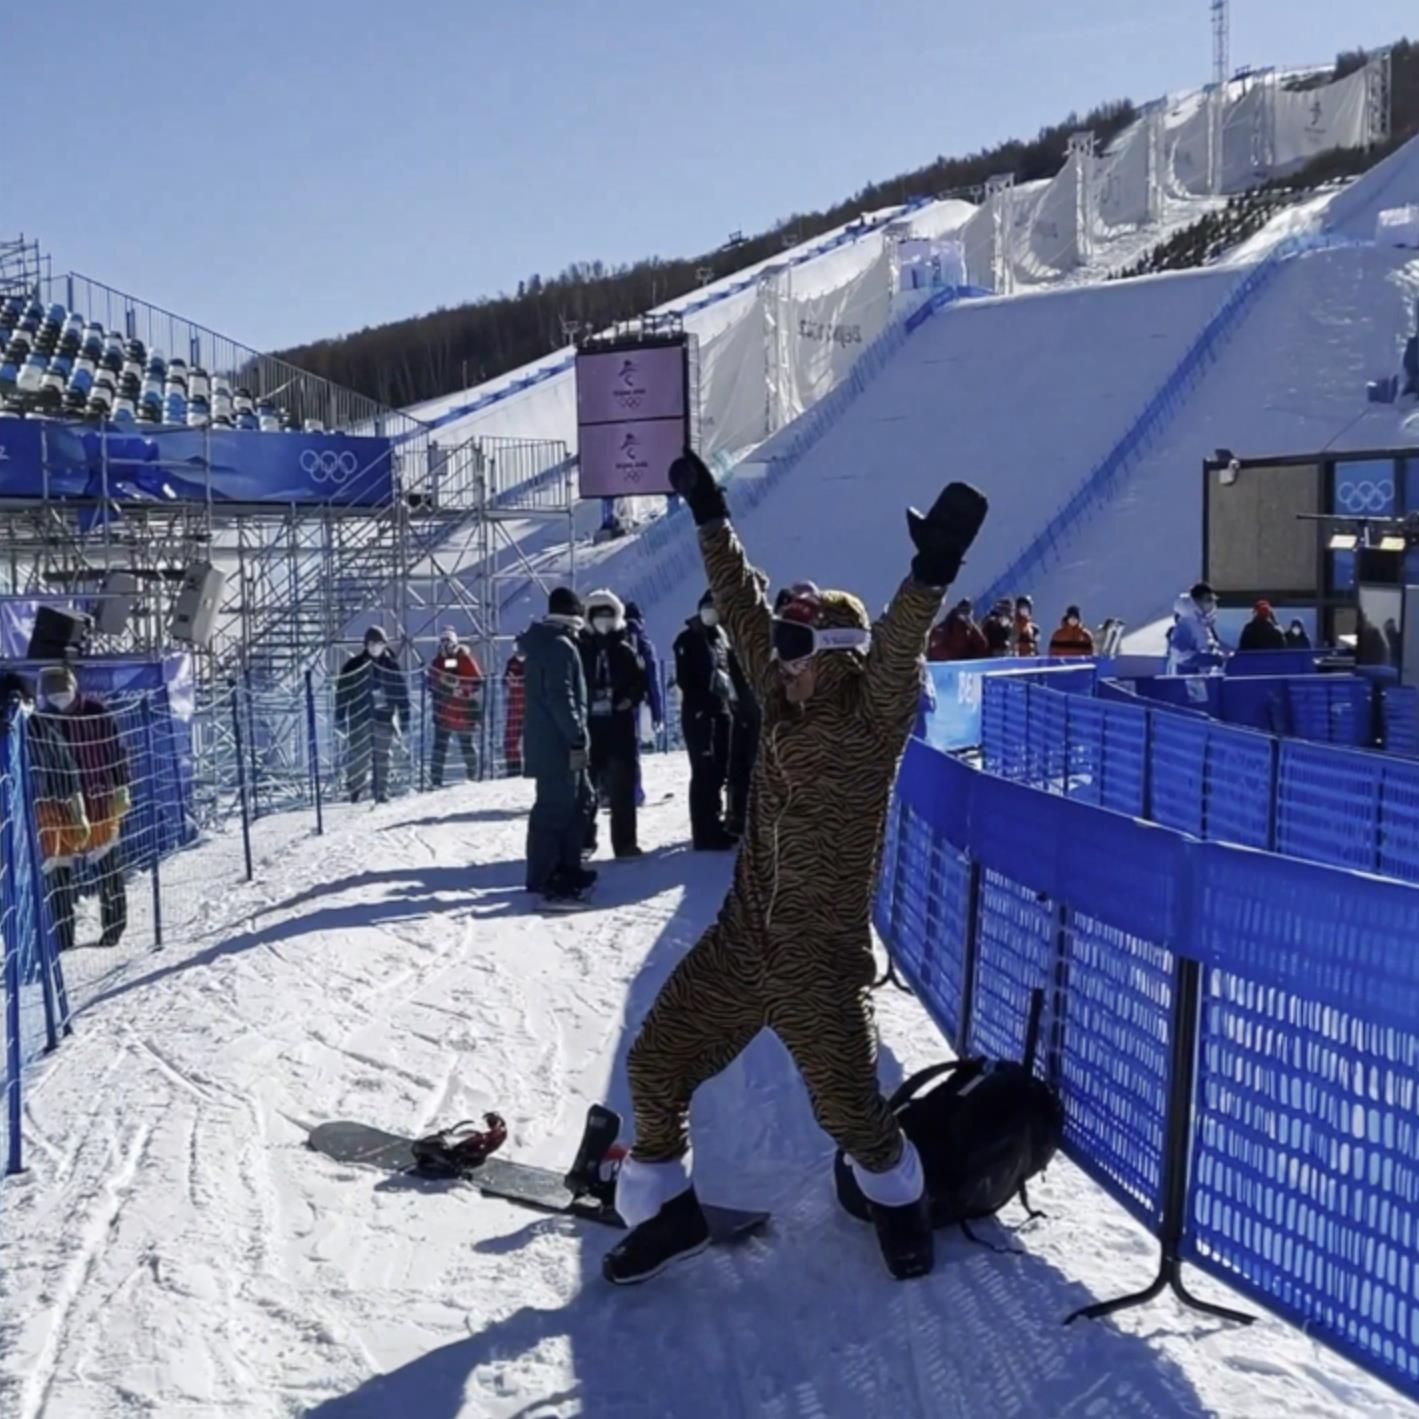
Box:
[575,341,688,498]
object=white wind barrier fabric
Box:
[1273,66,1370,171]
[763,240,896,428]
[1096,114,1155,229]
[1218,81,1272,193]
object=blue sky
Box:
[3,2,1411,352]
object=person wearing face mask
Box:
[604,449,987,1287]
[1013,595,1040,657]
[1047,605,1095,657]
[335,627,411,804]
[1167,582,1227,675]
[578,590,649,860]
[672,589,738,851]
[427,626,484,788]
[33,664,132,950]
[622,601,665,805]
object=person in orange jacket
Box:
[1048,605,1096,657]
[428,627,483,787]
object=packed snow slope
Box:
[3,761,1413,1417]
[632,266,1233,650]
[1034,242,1419,637]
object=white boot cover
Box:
[851,1137,925,1207]
[615,1152,693,1229]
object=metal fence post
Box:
[2,723,23,1173]
[230,688,254,883]
[955,857,984,1054]
[305,670,324,836]
[141,695,163,948]
[1066,949,1253,1328]
[17,722,69,1046]
[418,669,428,792]
[243,670,261,822]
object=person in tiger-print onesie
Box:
[604,451,988,1285]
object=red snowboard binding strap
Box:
[411,1113,508,1177]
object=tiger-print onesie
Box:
[627,518,943,1173]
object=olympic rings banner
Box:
[0,417,395,508]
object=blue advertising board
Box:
[0,417,394,507]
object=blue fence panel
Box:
[1382,686,1419,756]
[1204,724,1275,850]
[1150,712,1208,837]
[1059,911,1173,1229]
[1378,758,1419,885]
[1185,844,1419,1398]
[1064,696,1105,805]
[969,869,1055,1062]
[981,676,1027,781]
[1288,678,1374,747]
[1276,742,1380,872]
[1099,699,1148,817]
[1032,683,1069,793]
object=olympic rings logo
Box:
[1334,478,1394,514]
[299,448,360,484]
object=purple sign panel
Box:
[578,420,685,498]
[576,341,688,497]
[576,346,685,424]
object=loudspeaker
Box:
[26,605,91,659]
[1357,547,1404,586]
[95,571,139,637]
[169,563,225,647]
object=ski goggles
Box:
[771,617,871,663]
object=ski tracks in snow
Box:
[3,762,1414,1416]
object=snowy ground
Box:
[2,757,1413,1418]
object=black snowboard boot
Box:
[869,1195,934,1280]
[603,1187,711,1285]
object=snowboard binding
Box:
[411,1113,508,1177]
[562,1104,626,1212]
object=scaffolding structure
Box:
[0,423,575,821]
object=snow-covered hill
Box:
[2,761,1412,1417]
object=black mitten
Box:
[907,482,989,587]
[669,449,729,527]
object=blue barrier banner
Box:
[0,418,394,507]
[921,658,1090,753]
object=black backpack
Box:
[834,999,1063,1231]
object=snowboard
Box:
[306,1105,769,1243]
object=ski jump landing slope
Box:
[636,268,1235,651]
[2,761,1410,1417]
[638,246,1416,656]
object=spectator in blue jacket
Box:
[518,587,597,905]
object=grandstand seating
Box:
[0,293,312,431]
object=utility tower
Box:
[1210,0,1229,85]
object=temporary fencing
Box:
[0,646,686,1175]
[980,672,1419,882]
[877,728,1419,1403]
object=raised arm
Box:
[866,482,989,731]
[669,451,773,688]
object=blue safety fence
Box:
[981,674,1419,884]
[876,735,1419,1402]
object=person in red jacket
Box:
[503,652,526,778]
[428,627,483,787]
[927,599,988,661]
